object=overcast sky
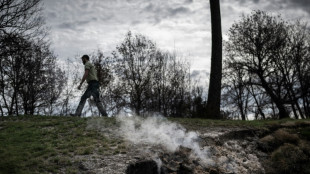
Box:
[42,0,310,78]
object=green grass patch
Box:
[0,116,112,173]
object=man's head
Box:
[81,55,89,65]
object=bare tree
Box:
[0,34,25,115]
[191,85,207,118]
[41,54,66,115]
[0,33,65,115]
[222,63,250,120]
[225,11,290,119]
[285,22,310,119]
[0,0,44,37]
[224,10,310,119]
[246,81,268,120]
[113,32,157,115]
[59,59,80,116]
[0,0,55,116]
[108,32,192,117]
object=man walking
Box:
[71,55,108,117]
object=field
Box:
[0,116,309,174]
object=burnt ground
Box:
[80,127,266,174]
[80,118,310,174]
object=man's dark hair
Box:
[82,55,90,60]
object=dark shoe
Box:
[70,113,78,117]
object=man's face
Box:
[82,58,87,65]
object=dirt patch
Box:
[83,124,268,173]
[81,118,310,174]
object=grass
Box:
[0,116,122,174]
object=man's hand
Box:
[78,84,82,90]
[78,69,89,90]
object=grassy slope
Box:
[0,116,309,174]
[0,116,124,174]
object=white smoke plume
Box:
[116,114,213,165]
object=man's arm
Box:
[78,69,89,90]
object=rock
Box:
[126,160,160,174]
[165,161,179,172]
[177,163,193,174]
[192,159,200,166]
[209,168,219,174]
[78,162,88,171]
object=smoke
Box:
[151,153,163,174]
[116,114,213,165]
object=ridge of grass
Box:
[168,117,310,129]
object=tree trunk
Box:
[291,103,299,119]
[303,97,310,118]
[258,74,289,119]
[295,101,305,119]
[249,86,265,120]
[205,0,222,119]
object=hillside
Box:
[0,116,309,174]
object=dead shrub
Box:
[260,135,274,143]
[299,140,310,157]
[271,143,309,174]
[258,129,300,152]
[299,127,310,141]
[273,129,299,145]
[258,135,277,152]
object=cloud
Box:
[46,11,57,18]
[80,2,90,9]
[57,22,75,30]
[235,0,260,4]
[185,0,194,4]
[190,70,209,80]
[142,2,192,24]
[191,70,208,78]
[42,0,310,74]
[285,0,310,14]
[57,20,91,31]
[43,0,208,62]
[190,70,210,89]
[169,7,191,16]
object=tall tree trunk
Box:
[205,0,222,119]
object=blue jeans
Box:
[75,81,107,116]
